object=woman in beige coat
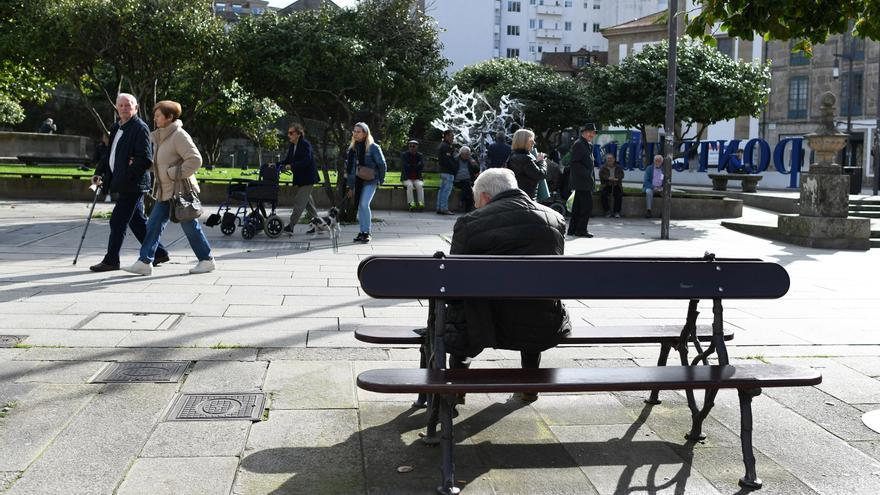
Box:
[122,100,215,275]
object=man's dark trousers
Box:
[600,185,623,214]
[102,191,168,266]
[567,189,592,235]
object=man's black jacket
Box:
[444,188,570,357]
[95,116,153,194]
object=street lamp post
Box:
[832,32,856,170]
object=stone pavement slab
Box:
[116,457,238,495]
[140,421,250,457]
[2,201,880,494]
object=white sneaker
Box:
[122,260,152,276]
[189,259,216,274]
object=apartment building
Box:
[429,0,666,73]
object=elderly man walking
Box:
[444,168,571,402]
[568,123,598,237]
[89,93,169,272]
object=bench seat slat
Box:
[354,324,731,345]
[357,364,821,394]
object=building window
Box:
[538,45,543,53]
[214,2,226,12]
[592,23,600,32]
[508,1,521,12]
[593,1,601,9]
[564,0,572,6]
[849,37,866,60]
[530,0,536,4]
[583,1,588,7]
[564,21,571,31]
[507,25,520,36]
[788,76,809,119]
[529,44,536,53]
[576,56,589,68]
[564,45,571,52]
[251,7,263,14]
[716,38,734,58]
[840,72,863,116]
[529,19,536,29]
[538,19,543,28]
[789,40,809,66]
[583,22,588,32]
[506,48,520,58]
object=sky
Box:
[266,0,358,9]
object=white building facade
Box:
[429,0,667,73]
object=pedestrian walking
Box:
[122,100,214,275]
[345,122,386,243]
[278,123,320,233]
[89,93,170,272]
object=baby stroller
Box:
[205,163,286,239]
[540,159,570,217]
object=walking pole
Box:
[73,183,102,265]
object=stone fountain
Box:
[723,92,871,250]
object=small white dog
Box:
[309,207,341,239]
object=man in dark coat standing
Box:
[445,168,571,402]
[486,131,512,168]
[279,123,320,233]
[89,93,169,272]
[568,123,598,237]
[435,130,457,215]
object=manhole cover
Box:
[0,335,25,348]
[77,312,184,331]
[167,393,266,421]
[92,361,190,383]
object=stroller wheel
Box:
[205,213,222,227]
[264,215,284,238]
[241,224,256,240]
[248,211,265,231]
[220,222,236,236]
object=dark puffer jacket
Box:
[505,150,547,200]
[444,188,570,358]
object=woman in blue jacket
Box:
[345,122,386,243]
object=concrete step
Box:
[849,199,880,206]
[872,239,880,248]
[871,230,880,238]
[849,204,880,212]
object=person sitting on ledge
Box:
[643,154,664,218]
[599,152,624,218]
[442,168,571,403]
[400,139,425,211]
[728,148,749,174]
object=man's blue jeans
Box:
[357,181,378,234]
[103,191,168,266]
[437,173,454,211]
[139,200,213,263]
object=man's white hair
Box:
[473,168,517,199]
[116,93,138,107]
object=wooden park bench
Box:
[354,253,821,494]
[708,173,763,193]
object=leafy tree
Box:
[452,59,592,150]
[583,39,771,154]
[0,95,25,127]
[3,0,228,132]
[233,0,449,204]
[687,0,880,53]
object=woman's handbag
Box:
[170,165,202,223]
[356,165,376,181]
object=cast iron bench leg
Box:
[645,341,672,405]
[437,396,460,494]
[413,340,428,408]
[738,387,763,489]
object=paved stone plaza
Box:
[1,198,879,494]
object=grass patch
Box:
[91,211,113,219]
[0,402,16,418]
[209,343,248,349]
[742,355,769,363]
[12,343,32,349]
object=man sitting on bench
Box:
[444,168,571,402]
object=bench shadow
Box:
[238,403,720,494]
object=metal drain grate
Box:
[0,335,25,348]
[167,393,266,421]
[92,361,190,383]
[77,312,184,331]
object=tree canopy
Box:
[583,39,771,144]
[687,0,880,53]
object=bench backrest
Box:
[357,255,789,300]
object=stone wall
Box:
[0,132,93,161]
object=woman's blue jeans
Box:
[357,181,378,234]
[437,173,454,211]
[139,200,213,263]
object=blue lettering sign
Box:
[743,138,771,173]
[773,138,804,188]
